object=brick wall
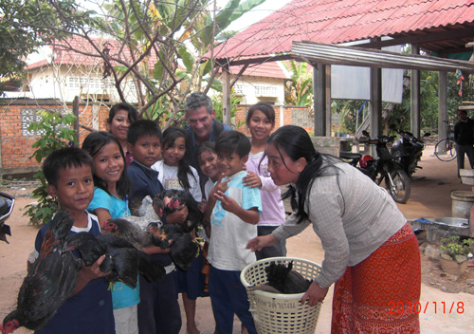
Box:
[0,99,109,172]
[0,101,317,173]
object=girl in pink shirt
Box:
[243,102,286,260]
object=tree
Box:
[23,110,77,225]
[0,0,95,93]
[13,0,265,126]
[391,71,474,133]
[282,60,313,107]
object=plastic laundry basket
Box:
[240,257,322,334]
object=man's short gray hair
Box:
[185,92,213,114]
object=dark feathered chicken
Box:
[101,218,166,282]
[153,190,203,233]
[102,218,148,248]
[147,222,199,271]
[0,194,13,244]
[66,231,165,287]
[250,261,311,294]
[265,261,311,294]
[1,211,82,334]
[0,222,11,244]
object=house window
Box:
[254,85,277,97]
[21,108,63,136]
[234,83,244,95]
[68,76,81,89]
[68,76,111,90]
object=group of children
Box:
[31,102,287,334]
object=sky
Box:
[26,0,292,64]
[215,0,292,32]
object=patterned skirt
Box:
[331,223,421,333]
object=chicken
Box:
[0,195,13,244]
[0,222,11,244]
[147,222,199,271]
[102,218,148,248]
[153,190,203,233]
[100,218,167,282]
[1,211,81,333]
[250,261,311,294]
[65,231,165,287]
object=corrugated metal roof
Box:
[292,41,474,71]
[215,0,474,59]
[26,37,158,70]
[225,62,288,79]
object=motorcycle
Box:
[0,192,15,244]
[340,130,411,204]
[390,124,430,177]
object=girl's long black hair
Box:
[162,127,197,191]
[268,125,339,223]
[82,131,131,199]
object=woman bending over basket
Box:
[247,125,421,334]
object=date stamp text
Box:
[388,301,465,314]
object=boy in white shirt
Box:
[204,131,261,334]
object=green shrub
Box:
[440,236,473,258]
[23,110,77,225]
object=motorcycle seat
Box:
[340,152,362,160]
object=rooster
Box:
[1,211,82,333]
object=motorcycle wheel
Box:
[384,169,411,204]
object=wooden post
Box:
[222,65,231,126]
[73,96,80,144]
[369,67,382,137]
[411,45,421,138]
[325,65,332,136]
[438,71,448,144]
[313,63,326,136]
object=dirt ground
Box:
[1,145,474,333]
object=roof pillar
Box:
[222,64,231,126]
[438,71,448,144]
[410,45,421,138]
[313,63,327,136]
[369,66,382,156]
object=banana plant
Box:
[282,60,313,106]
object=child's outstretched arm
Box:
[214,190,259,225]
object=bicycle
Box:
[434,121,456,161]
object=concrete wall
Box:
[234,105,314,135]
[234,105,340,155]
